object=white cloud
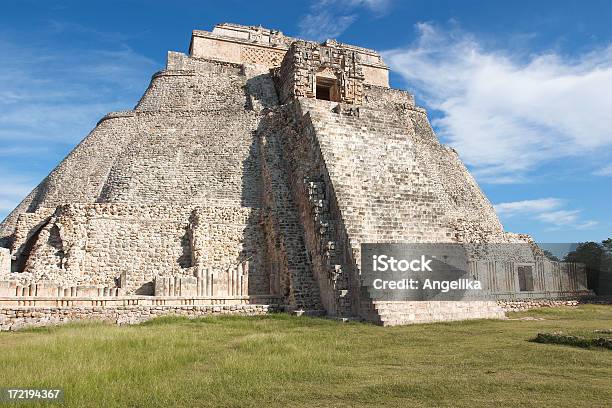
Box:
[536,210,580,224]
[536,210,599,230]
[298,12,357,41]
[494,198,597,229]
[383,23,612,183]
[494,198,562,216]
[594,164,612,176]
[298,0,391,41]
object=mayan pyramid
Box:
[0,24,589,325]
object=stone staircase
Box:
[258,106,325,315]
[372,301,506,326]
[304,177,351,316]
[295,99,504,325]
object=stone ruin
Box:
[0,23,591,328]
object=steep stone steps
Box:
[373,301,505,326]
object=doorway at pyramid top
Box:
[315,67,341,102]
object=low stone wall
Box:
[498,299,580,312]
[498,296,611,312]
[0,304,276,331]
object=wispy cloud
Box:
[0,24,159,222]
[494,198,597,230]
[383,23,612,184]
[0,39,157,145]
[594,164,612,176]
[298,0,391,41]
[0,177,37,213]
[494,198,563,216]
[299,13,357,41]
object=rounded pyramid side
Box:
[0,112,139,245]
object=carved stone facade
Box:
[0,23,592,329]
[190,23,389,87]
[274,40,366,105]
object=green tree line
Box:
[563,239,612,295]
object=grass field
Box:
[0,305,610,407]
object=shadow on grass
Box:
[137,312,347,328]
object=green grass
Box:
[0,305,611,407]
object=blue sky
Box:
[0,0,610,243]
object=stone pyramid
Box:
[0,24,589,325]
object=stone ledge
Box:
[151,69,198,79]
[97,110,136,125]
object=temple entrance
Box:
[517,265,534,291]
[315,75,340,102]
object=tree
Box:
[542,249,560,262]
[564,240,612,295]
[599,239,612,295]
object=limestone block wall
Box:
[189,207,268,295]
[96,111,262,208]
[362,84,415,110]
[154,266,250,297]
[372,301,505,326]
[0,304,276,331]
[167,51,245,75]
[190,26,291,68]
[19,204,193,293]
[361,65,389,88]
[0,280,122,298]
[9,203,272,296]
[135,70,249,112]
[8,208,55,269]
[298,98,455,249]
